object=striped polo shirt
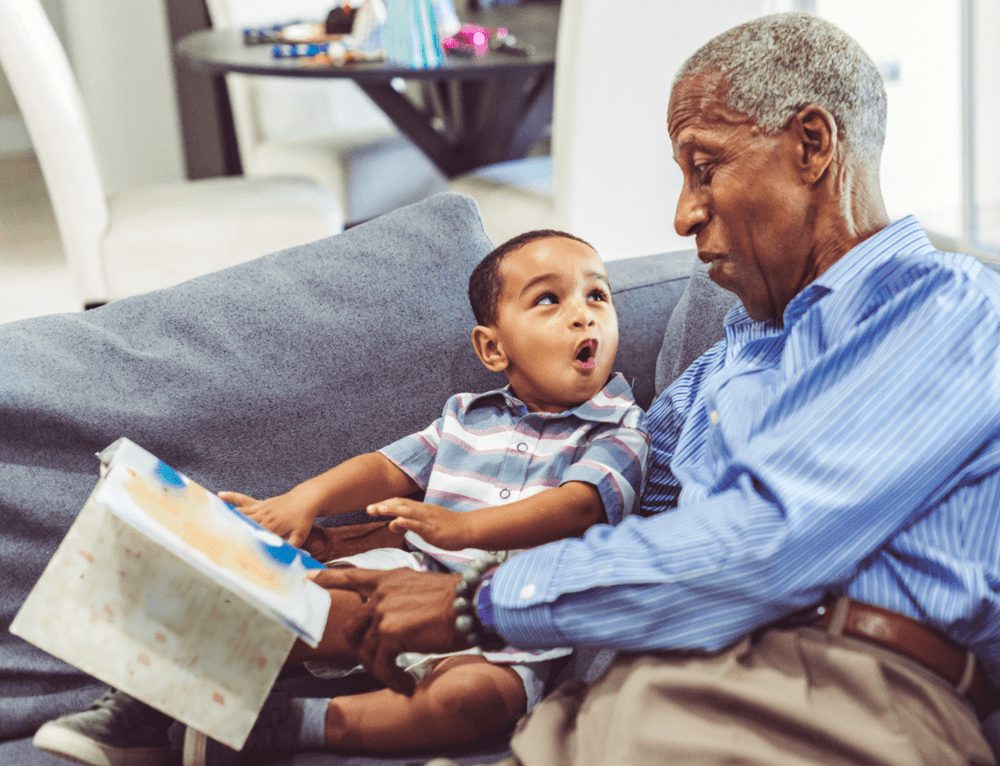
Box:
[378,372,648,572]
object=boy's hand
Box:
[366,498,471,550]
[219,491,317,549]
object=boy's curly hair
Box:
[468,229,594,327]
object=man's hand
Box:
[218,491,317,549]
[308,567,468,694]
[366,498,471,550]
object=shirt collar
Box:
[724,215,935,331]
[468,372,636,423]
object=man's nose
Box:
[674,183,708,237]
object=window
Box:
[814,0,999,259]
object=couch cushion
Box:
[654,258,740,395]
[604,249,697,409]
[0,191,499,743]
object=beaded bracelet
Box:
[453,551,506,650]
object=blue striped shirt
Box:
[488,217,1000,684]
[379,372,648,571]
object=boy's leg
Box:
[323,654,527,751]
[33,588,368,766]
[185,655,528,765]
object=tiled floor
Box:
[0,152,80,324]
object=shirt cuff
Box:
[487,542,570,649]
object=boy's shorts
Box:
[303,547,561,712]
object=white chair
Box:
[454,0,771,259]
[0,0,344,308]
[204,0,448,225]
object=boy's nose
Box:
[570,300,596,327]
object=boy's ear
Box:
[472,325,508,372]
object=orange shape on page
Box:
[121,472,284,593]
[213,693,225,705]
[138,653,151,666]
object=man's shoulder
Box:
[846,247,1000,316]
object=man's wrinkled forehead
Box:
[668,69,756,145]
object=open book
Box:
[11,438,331,749]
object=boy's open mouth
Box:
[575,340,598,369]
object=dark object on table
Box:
[325,4,357,35]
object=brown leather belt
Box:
[781,596,997,719]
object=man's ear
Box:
[472,325,508,372]
[791,104,837,184]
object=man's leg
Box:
[508,628,996,766]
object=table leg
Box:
[358,68,554,179]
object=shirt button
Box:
[499,489,511,499]
[520,584,536,600]
[517,442,528,452]
[709,410,720,425]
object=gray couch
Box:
[0,192,736,765]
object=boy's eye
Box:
[536,294,558,306]
[588,289,609,302]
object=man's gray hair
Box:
[675,12,887,172]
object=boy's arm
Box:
[369,406,649,551]
[366,481,604,551]
[221,452,420,548]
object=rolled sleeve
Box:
[560,408,648,525]
[377,403,452,489]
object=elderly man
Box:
[314,11,1000,765]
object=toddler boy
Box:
[34,230,648,766]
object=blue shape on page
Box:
[262,541,297,565]
[155,460,186,488]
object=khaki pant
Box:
[509,627,995,766]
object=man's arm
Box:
[317,261,1000,671]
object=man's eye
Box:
[694,163,713,184]
[536,294,557,306]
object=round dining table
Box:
[175,0,559,179]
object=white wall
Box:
[974,0,999,214]
[0,0,185,192]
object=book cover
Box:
[10,438,331,749]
